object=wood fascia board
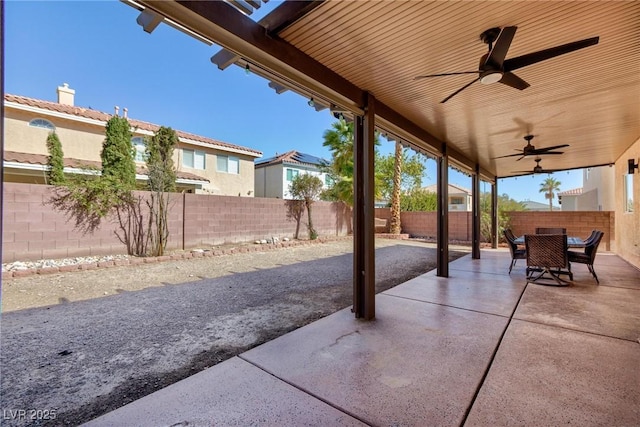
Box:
[259,0,325,34]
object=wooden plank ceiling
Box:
[277,1,640,178]
[135,0,640,179]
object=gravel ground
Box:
[0,238,469,426]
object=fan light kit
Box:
[414,26,599,103]
[493,134,569,161]
[480,71,503,85]
[512,157,563,175]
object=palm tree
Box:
[322,119,355,205]
[539,176,562,211]
[389,141,403,234]
[321,118,381,206]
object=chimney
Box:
[114,106,120,116]
[56,83,75,106]
[123,107,128,119]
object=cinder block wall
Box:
[2,183,351,263]
[374,208,614,249]
[182,194,351,248]
[507,211,614,251]
[374,208,472,241]
[2,183,127,262]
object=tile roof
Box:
[558,187,583,196]
[255,150,327,168]
[3,151,209,182]
[4,94,262,157]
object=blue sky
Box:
[4,0,583,205]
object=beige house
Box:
[423,183,472,212]
[558,166,615,211]
[3,84,262,195]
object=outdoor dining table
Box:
[514,235,585,248]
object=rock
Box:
[283,237,290,242]
[260,239,267,244]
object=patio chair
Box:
[582,229,600,245]
[535,227,567,234]
[568,231,604,284]
[525,234,573,285]
[504,229,526,274]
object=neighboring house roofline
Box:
[558,187,583,196]
[3,151,210,184]
[4,94,262,158]
[423,183,472,195]
[255,150,327,168]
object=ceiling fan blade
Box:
[492,152,525,159]
[441,77,480,103]
[534,144,570,152]
[414,71,480,79]
[484,26,517,68]
[503,36,599,71]
[531,151,564,155]
[499,72,530,90]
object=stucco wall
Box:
[5,110,105,161]
[615,136,640,268]
[2,183,350,263]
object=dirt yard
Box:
[0,238,468,426]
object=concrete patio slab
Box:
[79,250,639,426]
[465,319,640,426]
[515,279,640,341]
[383,271,526,317]
[587,253,640,290]
[449,251,516,276]
[84,356,367,426]
[242,294,508,426]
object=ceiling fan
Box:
[493,134,569,161]
[512,158,564,175]
[414,26,599,103]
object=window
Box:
[324,175,333,186]
[182,149,206,170]
[132,137,146,162]
[451,197,464,205]
[29,118,55,130]
[217,155,239,174]
[286,168,299,181]
[624,174,634,213]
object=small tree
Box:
[49,116,138,244]
[46,132,65,185]
[480,192,526,242]
[285,199,305,239]
[101,116,136,190]
[145,126,177,256]
[289,174,323,240]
